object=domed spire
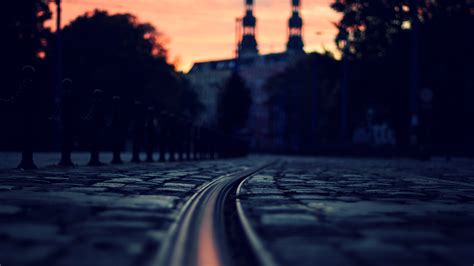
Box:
[287,0,304,53]
[239,0,258,58]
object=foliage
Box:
[0,0,53,149]
[61,10,202,122]
[0,0,52,98]
[331,0,474,151]
[217,72,251,134]
[265,53,340,152]
[331,0,472,58]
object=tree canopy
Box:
[331,0,473,59]
[0,0,52,98]
[61,10,201,121]
[217,72,251,135]
[331,0,474,152]
[265,53,340,153]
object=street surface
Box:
[239,157,474,266]
[0,154,473,266]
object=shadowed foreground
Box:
[0,154,473,266]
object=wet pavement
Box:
[239,157,474,266]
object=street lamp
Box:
[55,0,62,101]
[409,0,420,149]
[54,0,63,148]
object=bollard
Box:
[111,96,123,164]
[193,125,201,160]
[185,119,192,160]
[177,118,185,161]
[215,131,225,159]
[158,111,168,162]
[87,89,105,166]
[209,129,216,160]
[17,66,37,170]
[58,79,75,166]
[202,127,211,160]
[168,113,177,162]
[131,100,145,163]
[145,106,156,162]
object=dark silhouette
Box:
[58,79,75,166]
[61,10,202,133]
[168,113,177,162]
[330,0,474,156]
[265,53,340,154]
[111,96,124,164]
[158,111,168,162]
[145,107,156,163]
[131,101,145,163]
[0,1,53,151]
[87,89,105,166]
[1,1,51,94]
[193,125,201,161]
[17,66,38,170]
[184,119,193,160]
[217,72,251,135]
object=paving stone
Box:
[114,195,178,210]
[260,213,318,226]
[0,223,60,241]
[272,238,355,266]
[0,155,262,266]
[99,210,174,220]
[240,157,474,266]
[82,220,156,230]
[3,244,59,265]
[0,205,22,215]
[68,187,107,193]
[93,182,127,188]
[163,182,196,189]
[106,177,144,183]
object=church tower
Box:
[239,0,259,58]
[287,0,304,54]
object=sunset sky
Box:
[52,0,341,72]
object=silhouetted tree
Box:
[217,72,251,134]
[331,0,474,153]
[265,53,340,153]
[0,0,51,77]
[0,0,53,149]
[331,0,472,58]
[60,10,202,147]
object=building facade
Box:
[187,0,305,150]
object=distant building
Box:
[187,0,305,150]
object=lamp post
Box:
[55,0,63,148]
[340,40,349,144]
[409,0,421,152]
[55,0,62,101]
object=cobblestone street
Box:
[0,154,260,266]
[239,157,474,266]
[0,155,473,266]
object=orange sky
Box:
[52,0,341,72]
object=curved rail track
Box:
[153,162,276,266]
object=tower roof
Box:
[289,13,303,28]
[287,0,304,53]
[239,0,258,58]
[243,12,256,27]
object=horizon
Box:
[48,0,340,72]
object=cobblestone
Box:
[239,157,474,266]
[0,155,257,266]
